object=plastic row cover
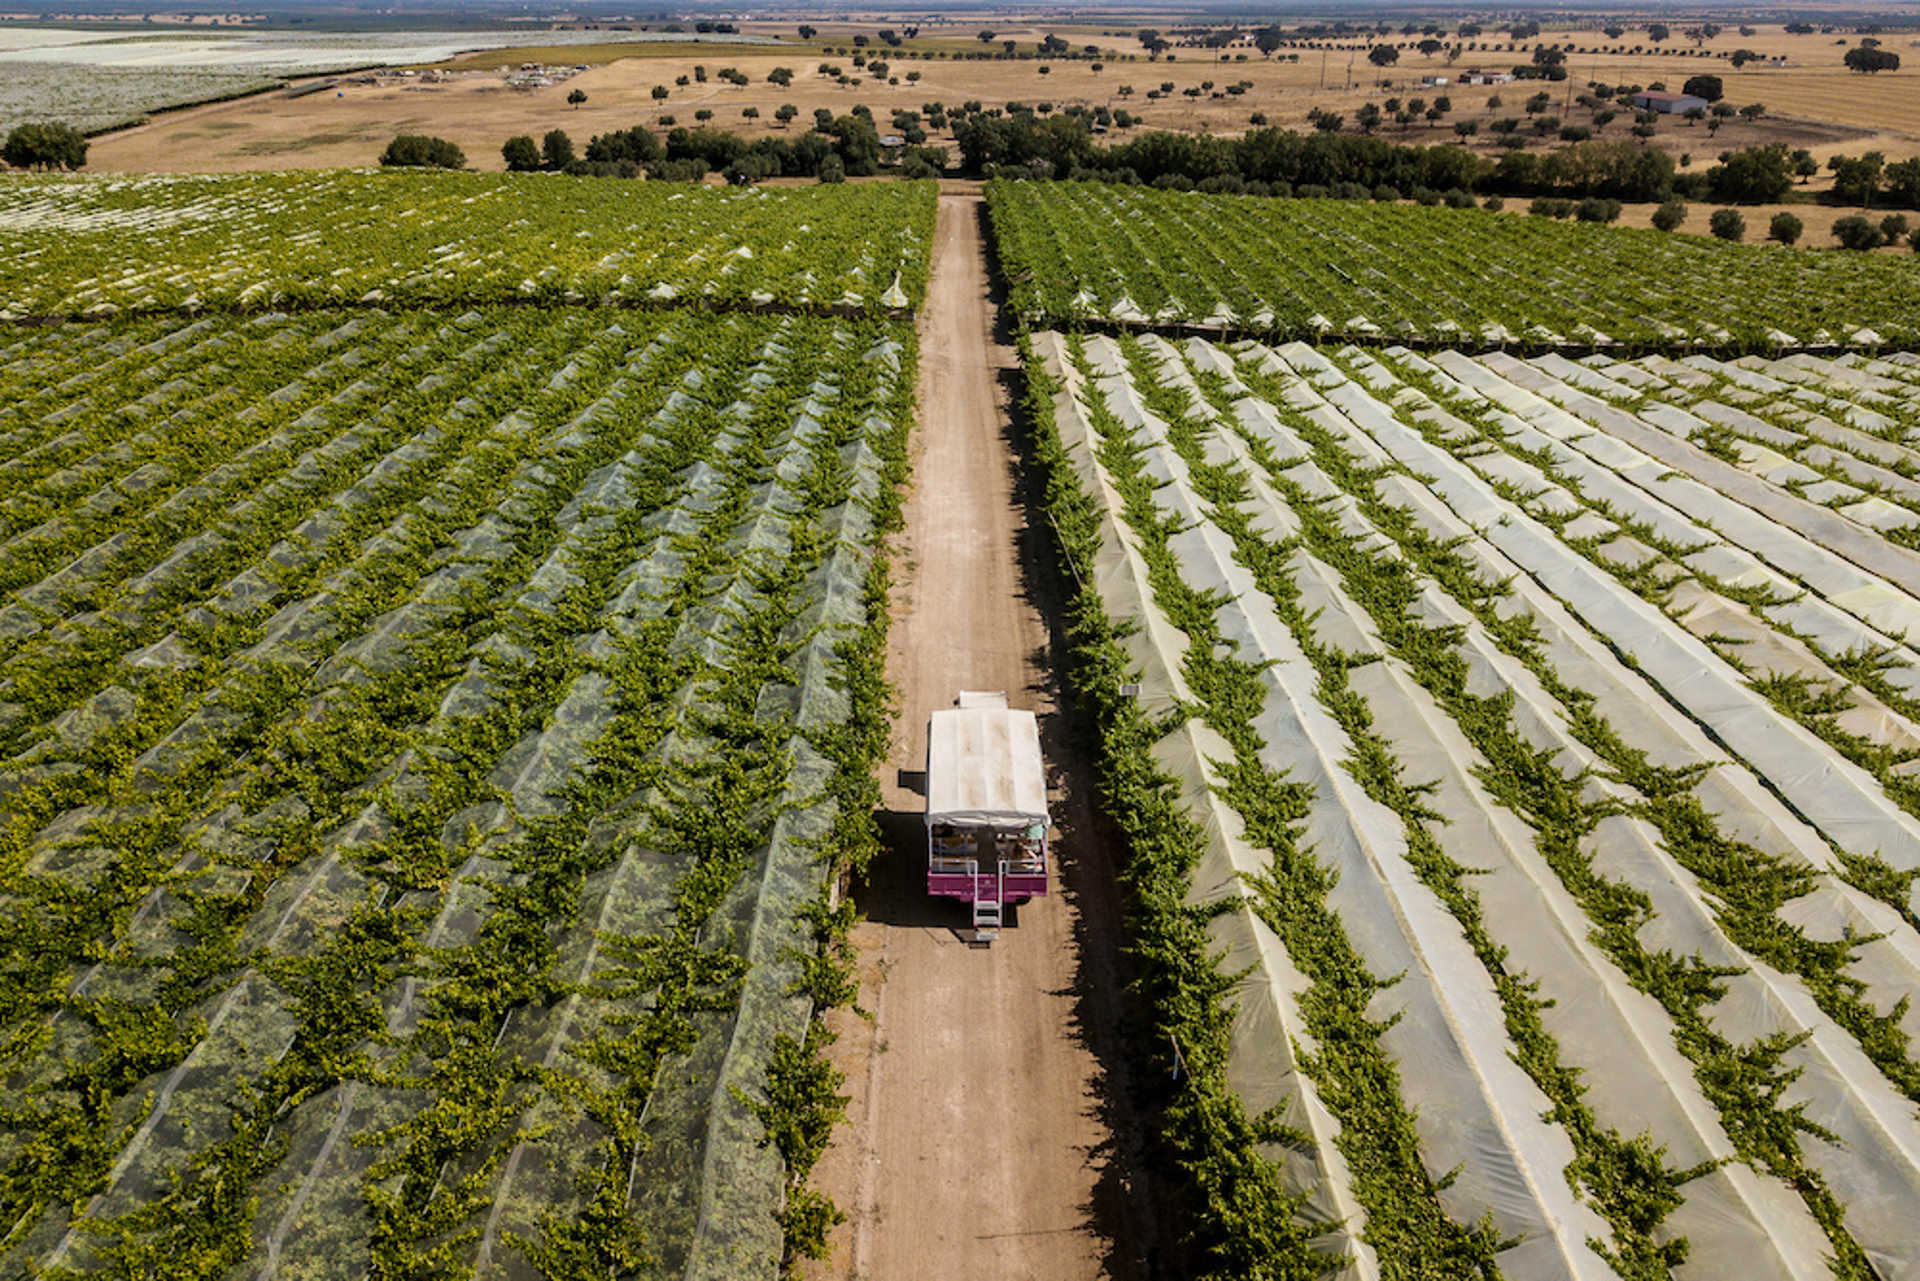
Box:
[1147,339,1837,1280]
[1080,340,1615,1281]
[1035,331,1192,719]
[1045,332,1374,1279]
[1247,341,1920,1281]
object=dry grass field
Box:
[84,18,1920,180]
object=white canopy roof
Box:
[926,697,1049,828]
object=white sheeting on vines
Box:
[1277,344,1920,1279]
[1083,344,1616,1281]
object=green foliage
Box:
[501,134,540,172]
[988,180,1920,349]
[2,121,87,171]
[379,133,466,169]
[0,172,938,318]
[1682,74,1723,102]
[0,301,924,1274]
[1832,215,1884,252]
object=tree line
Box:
[955,113,1920,210]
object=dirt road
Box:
[803,194,1160,1280]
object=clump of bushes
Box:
[380,134,465,169]
[1575,196,1622,222]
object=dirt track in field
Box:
[801,194,1166,1280]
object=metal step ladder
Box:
[969,861,1006,944]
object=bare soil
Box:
[800,194,1169,1280]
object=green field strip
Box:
[987,181,1920,351]
[1040,332,1377,1280]
[0,174,937,322]
[0,175,936,1276]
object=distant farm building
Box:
[1457,70,1516,85]
[1632,89,1710,113]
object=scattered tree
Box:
[567,88,587,109]
[1829,151,1886,205]
[1368,45,1400,67]
[501,134,540,171]
[1845,46,1900,73]
[1652,200,1688,231]
[1769,211,1804,244]
[541,129,573,170]
[1682,74,1723,102]
[1832,214,1885,250]
[1709,207,1745,240]
[1,122,86,171]
[1707,143,1794,203]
